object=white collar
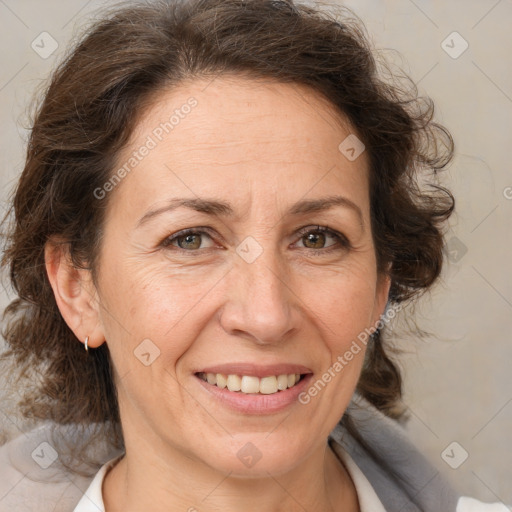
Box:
[72,444,386,512]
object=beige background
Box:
[0,0,510,504]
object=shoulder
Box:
[0,422,119,512]
[328,392,511,512]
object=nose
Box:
[218,242,300,345]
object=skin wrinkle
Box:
[49,77,391,512]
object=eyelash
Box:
[160,225,351,255]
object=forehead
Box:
[109,75,370,219]
[136,75,356,152]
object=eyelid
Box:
[160,226,218,248]
[293,225,351,251]
[160,224,351,253]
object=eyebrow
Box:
[136,195,365,231]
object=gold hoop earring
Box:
[84,336,89,352]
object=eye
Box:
[161,228,216,251]
[294,225,351,254]
[160,225,351,254]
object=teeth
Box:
[241,376,260,393]
[226,374,241,392]
[277,374,288,391]
[198,372,302,394]
[259,376,278,394]
[216,373,227,389]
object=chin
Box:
[198,433,312,478]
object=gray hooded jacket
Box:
[0,392,508,511]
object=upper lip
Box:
[195,363,313,378]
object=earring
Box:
[84,336,89,352]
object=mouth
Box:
[195,371,305,395]
[193,365,314,414]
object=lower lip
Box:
[194,374,314,414]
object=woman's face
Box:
[91,76,390,476]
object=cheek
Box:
[299,261,378,342]
[97,257,218,371]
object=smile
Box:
[196,372,303,395]
[194,370,314,414]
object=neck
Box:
[102,437,359,512]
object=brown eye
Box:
[295,225,350,253]
[302,230,328,249]
[162,228,215,251]
[175,233,203,250]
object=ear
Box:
[371,269,392,328]
[44,238,105,350]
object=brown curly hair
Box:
[1,0,454,465]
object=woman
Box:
[0,0,508,511]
